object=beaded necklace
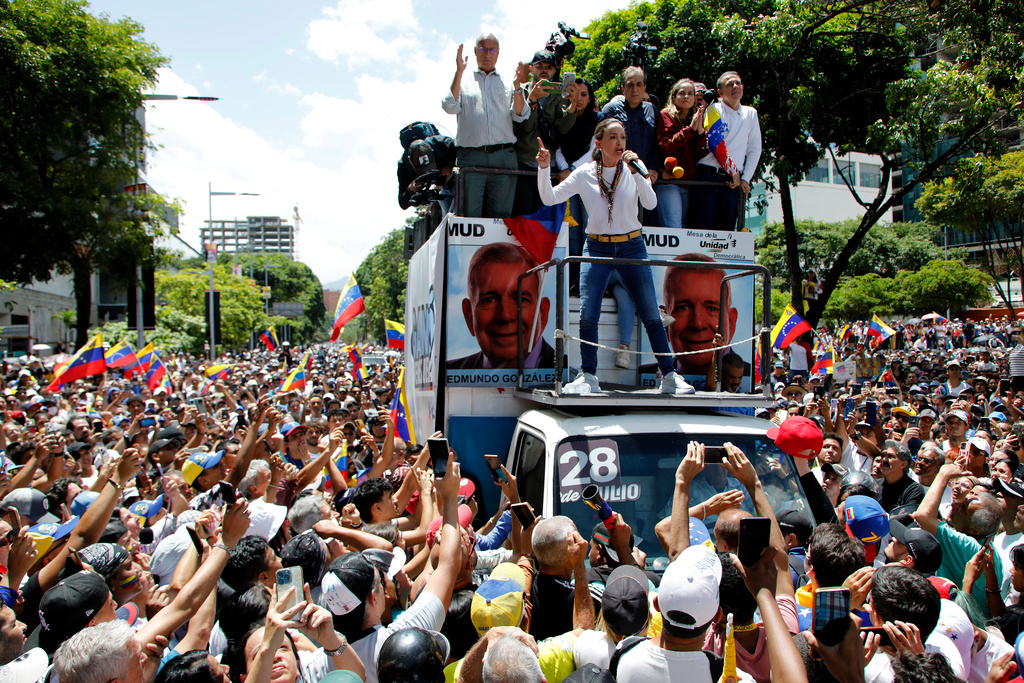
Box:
[597,159,624,223]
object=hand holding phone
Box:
[812,587,852,658]
[484,454,508,484]
[427,437,449,477]
[276,567,304,613]
[510,502,536,527]
[737,516,771,567]
[703,446,727,464]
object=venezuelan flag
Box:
[302,351,313,372]
[199,378,215,396]
[838,323,853,341]
[868,314,895,342]
[333,440,349,473]
[349,346,367,381]
[389,366,416,444]
[145,353,167,390]
[811,346,835,375]
[703,105,740,177]
[105,340,139,371]
[124,342,154,377]
[330,274,366,343]
[503,202,566,265]
[260,328,279,352]
[753,339,762,385]
[385,320,405,351]
[47,334,106,390]
[279,365,306,393]
[771,305,813,350]
[205,364,231,380]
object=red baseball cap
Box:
[426,504,474,546]
[766,416,822,459]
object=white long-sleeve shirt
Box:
[697,102,762,183]
[441,70,528,147]
[538,162,656,236]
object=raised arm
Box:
[227,398,270,487]
[669,442,705,560]
[421,454,462,611]
[913,462,963,536]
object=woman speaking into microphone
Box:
[536,119,694,395]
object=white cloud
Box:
[306,0,420,66]
[252,70,267,82]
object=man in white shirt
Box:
[691,72,761,231]
[940,361,969,396]
[441,33,529,218]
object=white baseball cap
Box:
[657,545,722,629]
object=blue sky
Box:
[87,0,624,285]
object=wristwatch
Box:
[323,634,348,657]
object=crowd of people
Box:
[0,311,1022,683]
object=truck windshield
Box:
[549,433,809,572]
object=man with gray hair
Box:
[872,439,925,513]
[287,493,331,536]
[442,32,530,218]
[529,516,591,639]
[482,631,543,683]
[914,460,1005,619]
[53,620,145,683]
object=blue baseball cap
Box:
[843,495,889,562]
[70,491,100,517]
[127,494,165,524]
[182,450,225,487]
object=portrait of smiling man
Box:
[447,242,555,370]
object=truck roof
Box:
[516,407,771,443]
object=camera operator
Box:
[511,49,580,216]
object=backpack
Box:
[609,635,725,681]
[399,121,439,150]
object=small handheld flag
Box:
[349,346,367,381]
[47,334,106,390]
[770,305,813,350]
[811,346,835,375]
[205,364,231,381]
[105,340,140,372]
[868,314,895,342]
[260,328,280,352]
[279,365,306,393]
[389,366,416,444]
[144,352,167,391]
[331,274,366,343]
[125,342,155,378]
[385,320,405,351]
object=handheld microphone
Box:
[626,158,649,178]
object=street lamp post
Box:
[135,94,219,350]
[208,184,258,360]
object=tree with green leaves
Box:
[893,260,992,315]
[355,228,408,341]
[156,266,284,351]
[917,151,1024,316]
[822,273,896,322]
[0,0,171,347]
[567,0,1020,325]
[756,220,953,287]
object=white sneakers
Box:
[615,344,630,369]
[564,372,601,394]
[661,371,695,395]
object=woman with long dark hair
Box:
[537,119,695,395]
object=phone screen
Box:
[844,398,855,419]
[737,516,771,567]
[427,438,449,477]
[140,417,156,427]
[813,588,851,651]
[859,626,894,648]
[703,446,727,464]
[484,454,508,484]
[510,503,536,527]
[865,401,878,426]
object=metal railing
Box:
[515,257,772,396]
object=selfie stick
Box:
[583,484,614,530]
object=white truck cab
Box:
[507,408,811,569]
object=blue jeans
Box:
[579,236,674,375]
[607,271,636,346]
[654,183,690,229]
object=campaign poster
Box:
[405,220,445,441]
[637,227,757,392]
[444,216,567,388]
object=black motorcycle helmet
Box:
[377,627,450,683]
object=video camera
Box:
[546,21,590,62]
[622,21,657,70]
[701,88,718,104]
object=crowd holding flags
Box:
[205,363,232,381]
[104,340,140,371]
[330,274,366,343]
[348,346,367,381]
[144,352,168,391]
[385,320,405,351]
[811,346,835,375]
[260,328,280,352]
[868,313,896,342]
[279,364,306,393]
